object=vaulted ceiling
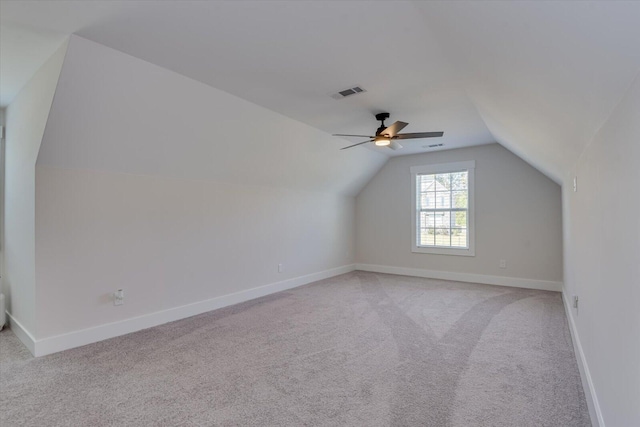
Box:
[2,1,640,183]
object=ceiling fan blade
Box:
[395,131,444,140]
[333,134,375,138]
[387,140,402,151]
[379,121,408,137]
[340,140,373,150]
[388,141,403,150]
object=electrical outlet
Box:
[278,263,284,273]
[499,259,507,269]
[114,289,124,306]
[573,295,579,309]
[573,176,578,192]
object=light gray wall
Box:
[355,143,563,282]
[3,41,67,334]
[35,166,355,338]
[31,36,384,341]
[563,72,640,427]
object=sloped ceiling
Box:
[3,1,640,183]
[0,21,68,107]
[414,1,640,182]
[36,36,387,196]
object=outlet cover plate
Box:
[114,289,124,306]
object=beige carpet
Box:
[0,272,590,426]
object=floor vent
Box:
[331,86,366,99]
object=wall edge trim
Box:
[562,291,605,427]
[6,312,36,355]
[355,263,562,292]
[31,264,356,357]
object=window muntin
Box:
[410,161,475,256]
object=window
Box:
[410,161,475,256]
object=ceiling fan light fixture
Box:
[335,112,443,151]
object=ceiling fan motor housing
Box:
[375,112,390,122]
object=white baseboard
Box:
[355,263,562,292]
[6,312,36,355]
[28,264,356,357]
[562,292,604,427]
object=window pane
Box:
[450,229,467,247]
[452,191,467,208]
[420,192,436,209]
[420,228,435,246]
[451,172,468,190]
[435,173,451,191]
[420,175,435,191]
[420,211,435,228]
[435,232,451,247]
[436,191,451,209]
[454,211,468,228]
[435,212,450,230]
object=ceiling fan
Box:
[333,112,444,150]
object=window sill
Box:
[412,246,475,257]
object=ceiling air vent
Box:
[330,86,366,100]
[424,143,444,148]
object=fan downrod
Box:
[375,112,390,135]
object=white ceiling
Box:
[415,0,640,181]
[2,0,640,180]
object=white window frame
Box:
[410,160,475,256]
